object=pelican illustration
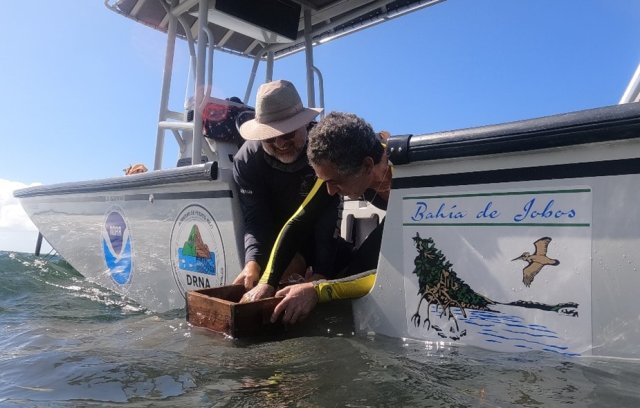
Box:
[512,237,560,287]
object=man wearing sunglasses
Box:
[232,80,344,293]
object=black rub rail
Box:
[387,103,640,165]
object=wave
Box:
[0,251,145,322]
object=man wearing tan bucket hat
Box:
[232,80,345,294]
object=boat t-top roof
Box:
[106,0,443,59]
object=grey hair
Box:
[307,112,383,176]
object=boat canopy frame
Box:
[104,0,445,169]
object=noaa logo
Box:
[170,204,225,296]
[102,208,133,285]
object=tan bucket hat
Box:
[239,80,323,141]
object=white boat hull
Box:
[16,163,244,312]
[354,103,640,359]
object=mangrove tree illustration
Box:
[410,233,578,340]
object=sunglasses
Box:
[265,131,297,144]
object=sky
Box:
[1,0,639,253]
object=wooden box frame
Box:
[186,284,282,337]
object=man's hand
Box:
[233,261,261,290]
[240,283,276,303]
[271,282,319,324]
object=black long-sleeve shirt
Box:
[232,141,341,277]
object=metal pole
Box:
[266,51,274,82]
[303,8,316,108]
[203,26,215,98]
[192,0,209,165]
[244,51,266,104]
[35,232,43,256]
[620,63,640,104]
[154,0,178,170]
[313,66,325,118]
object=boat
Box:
[14,0,640,359]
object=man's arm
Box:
[232,145,276,290]
[233,146,275,269]
[312,270,376,303]
[271,270,376,324]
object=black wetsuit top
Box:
[259,177,388,299]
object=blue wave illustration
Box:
[503,328,560,339]
[437,307,578,356]
[177,248,216,275]
[462,319,494,328]
[102,236,132,285]
[543,348,580,357]
[479,331,568,350]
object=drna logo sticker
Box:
[102,208,133,285]
[170,204,225,296]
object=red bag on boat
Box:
[201,97,253,146]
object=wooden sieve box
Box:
[186,284,283,337]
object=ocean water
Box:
[1,252,639,407]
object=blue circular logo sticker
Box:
[102,208,133,285]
